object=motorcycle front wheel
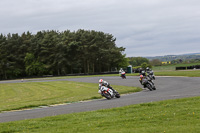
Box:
[102,91,112,99]
[146,84,153,91]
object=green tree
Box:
[0,29,127,79]
[141,62,148,69]
[128,57,149,66]
[0,34,8,79]
[24,53,45,76]
[150,59,162,66]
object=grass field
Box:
[152,63,200,71]
[126,69,200,77]
[154,70,200,77]
[152,63,200,77]
[0,81,141,112]
[0,96,200,133]
[0,69,200,132]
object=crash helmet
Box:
[99,79,103,83]
[146,67,150,71]
[141,70,145,73]
[140,75,143,78]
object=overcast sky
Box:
[1,0,200,57]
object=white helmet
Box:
[99,79,103,83]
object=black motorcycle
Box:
[140,75,156,91]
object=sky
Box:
[1,0,200,57]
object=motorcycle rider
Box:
[119,68,124,76]
[139,70,154,87]
[146,67,150,74]
[146,67,155,80]
[139,74,144,85]
[98,79,116,93]
[121,71,126,79]
[139,70,147,85]
[140,70,146,77]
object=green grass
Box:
[0,71,200,132]
[126,70,200,77]
[154,70,200,77]
[128,62,200,77]
[151,63,200,77]
[1,96,200,133]
[19,74,120,81]
[0,81,141,112]
[153,63,200,71]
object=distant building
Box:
[162,61,171,64]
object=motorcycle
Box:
[121,71,126,79]
[140,75,156,91]
[99,86,120,99]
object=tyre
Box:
[147,84,153,91]
[115,92,120,98]
[103,91,112,99]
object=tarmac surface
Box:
[0,76,200,123]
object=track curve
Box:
[0,76,200,123]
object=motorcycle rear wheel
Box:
[115,92,120,98]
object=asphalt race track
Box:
[0,76,200,123]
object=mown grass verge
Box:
[0,96,200,132]
[3,69,199,84]
[0,81,141,112]
[153,63,200,71]
[154,70,200,77]
[127,70,200,77]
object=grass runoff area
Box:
[0,69,200,132]
[0,81,141,112]
[0,97,200,132]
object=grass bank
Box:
[154,70,200,77]
[0,81,141,112]
[1,96,200,132]
[152,63,200,71]
[127,70,200,77]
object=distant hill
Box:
[145,53,200,62]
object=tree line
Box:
[0,29,127,80]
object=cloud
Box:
[0,0,200,57]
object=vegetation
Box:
[1,96,200,132]
[146,53,200,62]
[127,62,200,77]
[153,70,200,77]
[0,81,141,112]
[149,59,162,66]
[0,64,199,132]
[152,63,200,71]
[126,70,200,77]
[128,57,149,67]
[0,30,127,80]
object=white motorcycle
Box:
[99,86,120,99]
